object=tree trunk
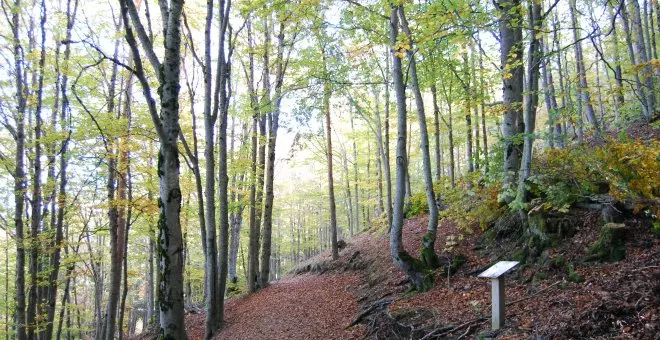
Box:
[11,1,28,337]
[246,19,261,293]
[350,115,360,234]
[516,0,542,210]
[431,84,442,181]
[630,0,656,118]
[389,4,432,291]
[260,20,287,288]
[119,0,188,337]
[398,5,440,268]
[479,44,489,172]
[322,46,340,261]
[568,0,600,132]
[496,0,524,201]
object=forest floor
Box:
[177,206,659,339]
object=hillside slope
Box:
[175,210,659,339]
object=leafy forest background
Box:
[0,0,658,338]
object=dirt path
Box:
[209,273,364,340]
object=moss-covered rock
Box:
[586,223,627,262]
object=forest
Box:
[0,0,658,339]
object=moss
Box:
[398,251,434,292]
[549,255,565,269]
[567,263,584,283]
[651,220,660,236]
[534,272,548,283]
[586,223,627,262]
[420,232,440,269]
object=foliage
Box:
[438,175,504,232]
[528,139,660,212]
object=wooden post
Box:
[478,261,519,331]
[491,277,505,330]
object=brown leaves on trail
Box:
[178,211,658,339]
[212,274,364,340]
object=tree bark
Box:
[496,0,524,200]
[389,3,432,291]
[11,0,28,337]
[398,5,440,268]
[260,20,288,288]
[118,0,188,337]
[322,45,340,261]
[516,0,542,210]
[569,0,600,131]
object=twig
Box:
[346,298,394,329]
[456,323,475,340]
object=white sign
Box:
[478,261,520,278]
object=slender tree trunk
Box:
[471,47,480,171]
[541,39,562,148]
[619,1,651,118]
[101,32,122,340]
[200,0,219,335]
[322,46,339,261]
[389,4,432,291]
[246,19,261,293]
[350,115,360,234]
[630,0,656,118]
[569,0,600,131]
[431,84,442,181]
[440,81,455,188]
[399,5,440,267]
[43,1,78,338]
[608,4,625,122]
[462,53,474,174]
[479,44,489,172]
[343,149,354,235]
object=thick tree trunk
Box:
[260,21,287,288]
[201,0,219,335]
[11,1,28,338]
[214,0,232,329]
[516,0,542,209]
[496,0,524,200]
[119,0,188,337]
[246,19,261,293]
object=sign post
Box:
[478,261,520,330]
